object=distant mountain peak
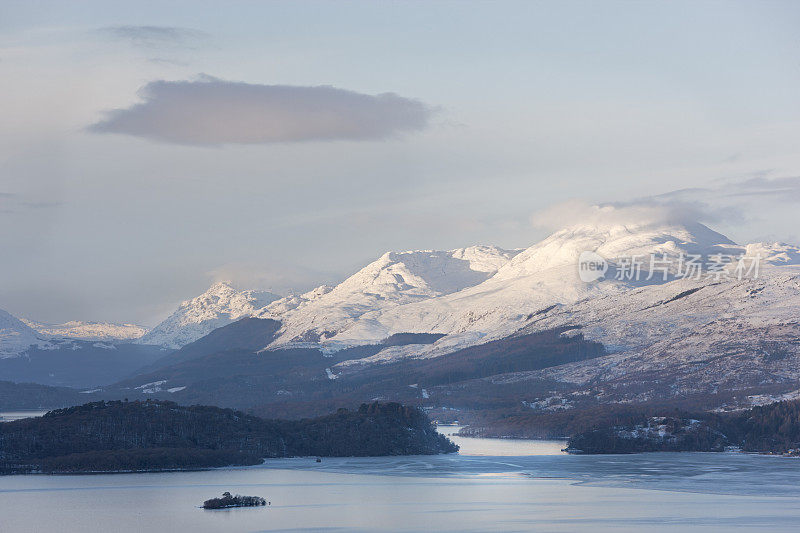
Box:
[21,319,148,342]
[493,220,739,282]
[259,245,520,346]
[130,221,800,353]
[0,308,49,358]
[137,282,281,349]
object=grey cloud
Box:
[663,175,800,203]
[97,25,210,49]
[729,176,800,200]
[531,176,799,232]
[588,174,800,230]
[88,76,434,145]
[647,175,800,202]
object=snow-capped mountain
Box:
[0,308,49,358]
[293,222,800,409]
[129,220,800,374]
[22,319,148,342]
[137,281,280,349]
[457,255,800,411]
[88,216,800,418]
[256,245,520,346]
[263,221,746,351]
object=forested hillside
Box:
[0,400,457,473]
[566,399,800,455]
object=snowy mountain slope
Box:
[0,308,49,358]
[114,218,800,413]
[22,319,148,342]
[372,241,800,409]
[137,281,280,349]
[56,217,800,417]
[282,221,745,351]
[257,245,519,346]
[518,263,800,388]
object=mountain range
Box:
[3,218,800,435]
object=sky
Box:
[1,0,800,326]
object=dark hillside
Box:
[0,400,457,474]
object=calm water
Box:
[0,410,48,422]
[0,426,798,532]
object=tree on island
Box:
[202,492,266,509]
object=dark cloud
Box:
[88,76,434,145]
[97,25,210,49]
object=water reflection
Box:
[437,424,567,456]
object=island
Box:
[202,492,266,509]
[565,398,800,455]
[0,400,457,474]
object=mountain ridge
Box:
[22,319,148,342]
[9,218,800,426]
[136,281,280,349]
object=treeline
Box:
[566,399,800,455]
[455,403,680,439]
[0,400,457,474]
[566,417,728,454]
[203,492,266,509]
[726,399,800,453]
[39,448,260,473]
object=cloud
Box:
[530,198,725,232]
[97,25,210,49]
[530,174,800,233]
[88,76,435,145]
[727,175,800,201]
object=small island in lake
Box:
[202,492,266,509]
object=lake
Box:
[0,425,798,532]
[0,410,49,423]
